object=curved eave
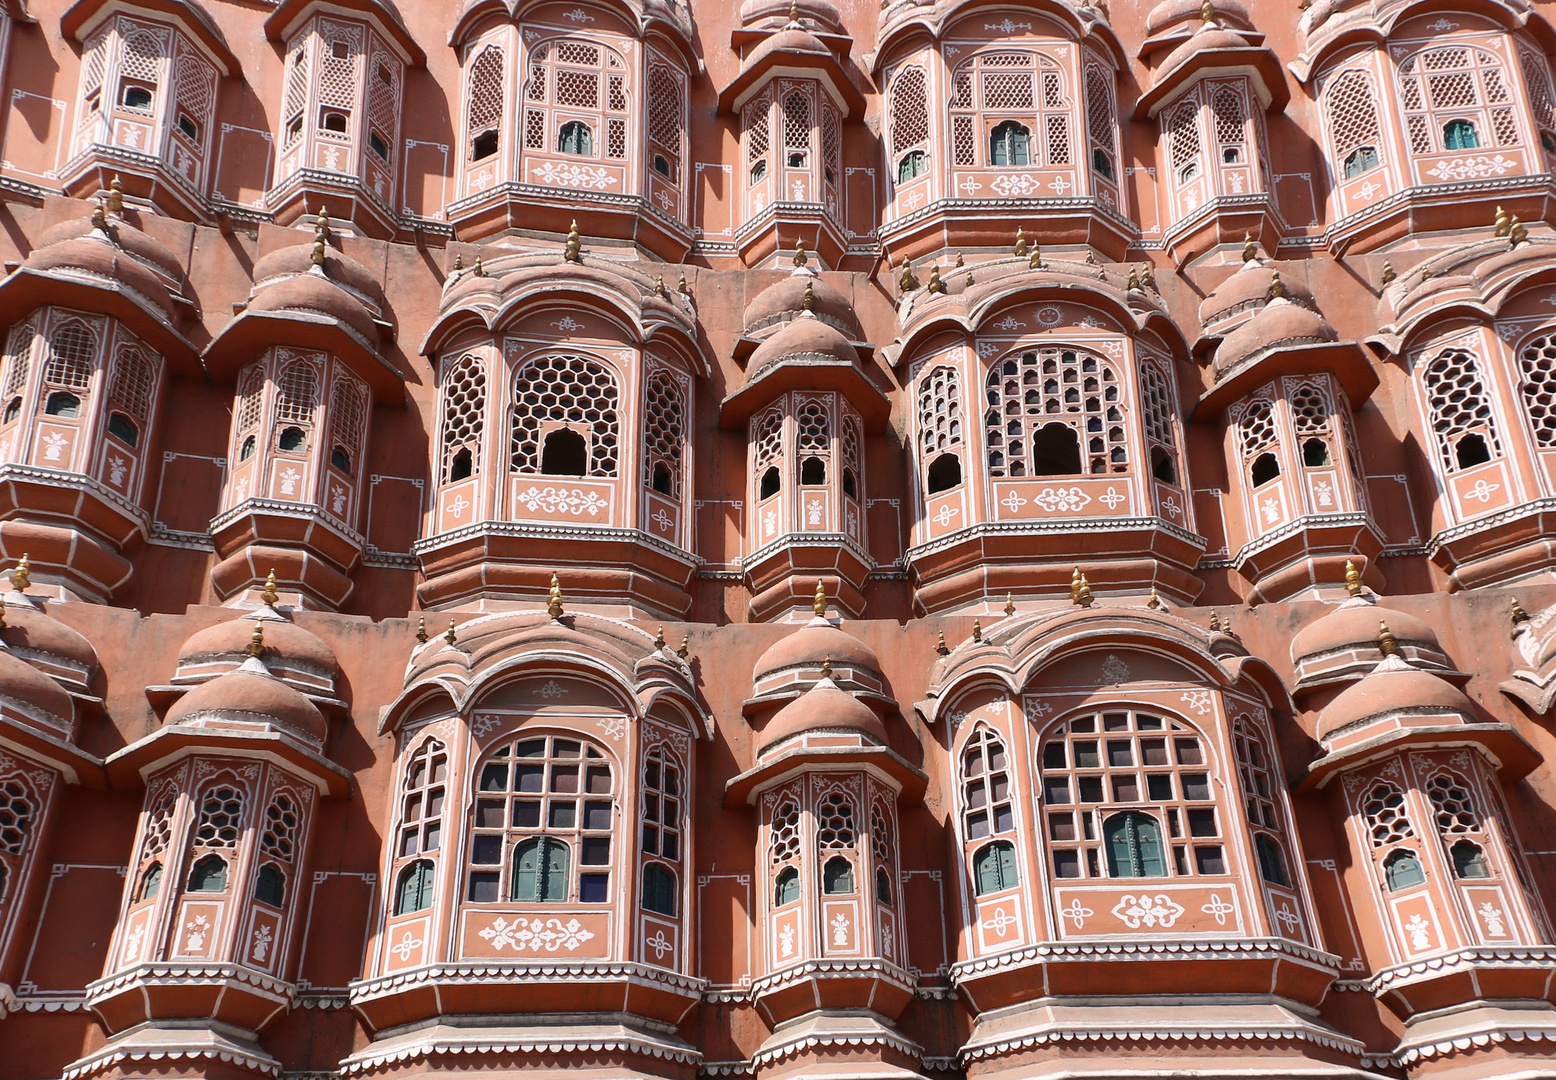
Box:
[725,742,927,806]
[265,0,426,66]
[875,0,1126,73]
[636,680,715,741]
[1136,21,1264,59]
[1373,297,1495,358]
[1297,0,1556,84]
[449,0,698,68]
[104,723,351,796]
[718,51,867,117]
[206,308,404,400]
[1197,338,1376,417]
[721,357,891,431]
[1302,721,1539,789]
[1136,47,1288,119]
[62,0,239,75]
[0,715,103,787]
[0,267,199,376]
[4,0,34,22]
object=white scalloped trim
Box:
[64,1044,280,1079]
[753,1026,920,1067]
[960,1020,1364,1062]
[750,958,915,999]
[349,961,703,1004]
[339,1029,699,1074]
[86,962,293,1005]
[1364,946,1556,995]
[950,936,1339,982]
[1397,1023,1556,1064]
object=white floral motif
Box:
[1034,487,1091,513]
[1465,479,1502,503]
[1111,893,1185,928]
[390,927,423,962]
[1024,699,1053,722]
[1000,490,1028,513]
[1180,691,1214,715]
[1261,495,1280,523]
[552,316,584,332]
[279,467,301,495]
[779,922,796,957]
[933,503,961,527]
[184,914,211,952]
[1201,894,1236,926]
[1478,902,1507,937]
[446,494,471,520]
[516,486,607,517]
[1099,487,1125,509]
[250,924,274,963]
[472,713,504,738]
[995,315,1025,331]
[532,161,618,189]
[830,912,850,945]
[1159,493,1182,520]
[807,501,823,525]
[1274,902,1302,935]
[1048,176,1072,195]
[108,455,128,486]
[123,921,145,961]
[1097,655,1131,684]
[1060,897,1094,929]
[990,174,1043,197]
[563,7,595,20]
[537,680,566,699]
[599,714,626,741]
[1425,154,1517,181]
[479,915,595,952]
[1404,913,1433,950]
[331,484,348,515]
[984,18,1032,31]
[763,508,778,535]
[645,929,673,959]
[981,905,1019,935]
[958,176,984,196]
[651,508,674,533]
[1314,479,1333,507]
[41,432,68,462]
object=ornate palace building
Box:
[2,0,1556,1077]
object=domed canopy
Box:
[739,0,844,32]
[36,214,185,285]
[0,600,99,692]
[1316,654,1475,742]
[165,662,328,748]
[0,645,74,731]
[177,616,340,692]
[24,235,176,319]
[743,272,863,340]
[252,243,387,312]
[746,315,858,377]
[1214,296,1336,376]
[245,273,380,345]
[757,677,887,753]
[1292,599,1442,669]
[753,618,882,684]
[1199,262,1315,332]
[1146,0,1250,34]
[1157,25,1253,78]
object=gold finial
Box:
[547,571,564,619]
[1029,244,1043,270]
[655,276,668,297]
[1266,271,1285,301]
[678,273,690,295]
[1127,266,1141,290]
[0,596,7,631]
[655,625,666,648]
[1014,226,1028,257]
[1511,596,1531,626]
[803,279,815,311]
[248,620,265,657]
[813,578,827,616]
[317,206,331,241]
[789,0,800,22]
[1004,592,1016,617]
[793,237,808,267]
[1495,205,1511,238]
[1222,613,1234,637]
[935,630,950,656]
[564,219,582,262]
[1381,261,1396,285]
[453,252,464,272]
[446,619,458,646]
[416,616,428,643]
[677,634,690,659]
[91,198,107,231]
[1201,0,1215,20]
[472,256,485,278]
[1141,265,1156,289]
[1509,215,1528,248]
[955,251,965,268]
[972,618,982,642]
[12,554,28,593]
[1085,250,1098,265]
[1147,586,1161,609]
[1097,266,1108,281]
[1071,567,1093,608]
[261,569,279,607]
[821,657,833,677]
[1243,231,1257,262]
[1209,611,1221,633]
[108,174,125,214]
[927,264,946,294]
[1419,266,1434,282]
[311,238,327,266]
[1344,559,1363,597]
[1379,620,1399,656]
[898,258,918,293]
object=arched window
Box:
[255,863,286,906]
[795,398,831,486]
[1452,840,1490,878]
[1520,48,1556,155]
[646,62,687,183]
[949,51,1072,168]
[984,347,1127,479]
[1211,85,1249,165]
[511,355,619,477]
[774,866,799,905]
[522,40,630,162]
[1104,811,1168,878]
[1384,849,1426,890]
[396,739,447,860]
[889,65,930,182]
[1397,46,1519,155]
[1426,770,1496,881]
[233,362,266,461]
[816,791,857,896]
[441,354,486,484]
[743,87,772,185]
[641,747,681,863]
[188,854,228,892]
[1255,834,1288,886]
[328,377,367,479]
[822,855,855,894]
[138,863,162,901]
[1517,332,1556,448]
[754,406,785,502]
[1233,716,1288,886]
[466,44,504,163]
[133,784,176,904]
[110,343,156,424]
[1362,782,1416,845]
[875,866,893,906]
[1422,349,1501,473]
[1288,382,1333,471]
[1167,100,1201,183]
[918,365,964,495]
[643,371,685,500]
[395,859,435,914]
[973,840,1018,895]
[928,454,962,493]
[45,392,81,418]
[961,725,1014,841]
[1084,64,1119,183]
[1039,709,1221,879]
[540,427,588,475]
[1237,395,1279,486]
[643,862,677,915]
[898,151,928,182]
[769,796,801,906]
[1323,69,1383,179]
[467,734,614,904]
[45,323,97,391]
[1139,360,1179,486]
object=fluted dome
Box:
[1199,262,1314,330]
[1316,655,1475,742]
[1157,25,1253,81]
[0,602,99,684]
[1147,0,1250,33]
[753,619,882,684]
[743,273,862,339]
[0,646,73,729]
[745,26,832,69]
[36,215,185,284]
[178,617,340,685]
[758,678,887,752]
[245,272,380,344]
[165,664,328,747]
[746,315,857,377]
[1292,600,1442,669]
[252,243,386,310]
[1214,297,1336,375]
[24,235,175,318]
[740,0,843,31]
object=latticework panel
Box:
[234,362,265,436]
[769,798,800,865]
[441,354,486,480]
[1362,783,1415,846]
[919,366,963,455]
[950,50,1073,168]
[1423,349,1501,467]
[1520,49,1556,145]
[744,91,772,166]
[1324,69,1383,161]
[1168,100,1201,176]
[509,354,619,476]
[111,344,156,419]
[783,90,811,151]
[646,62,686,169]
[261,794,301,861]
[194,785,244,848]
[44,323,97,389]
[467,44,506,143]
[1397,45,1521,151]
[754,407,784,472]
[1426,773,1480,835]
[816,794,856,849]
[984,347,1127,478]
[2,322,33,401]
[890,65,930,156]
[643,370,685,497]
[329,377,368,461]
[1288,382,1332,436]
[275,359,320,425]
[1237,397,1278,457]
[796,398,830,454]
[1520,332,1556,448]
[317,20,363,110]
[1138,361,1176,449]
[0,775,36,856]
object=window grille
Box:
[841,411,863,493]
[522,38,630,161]
[1211,85,1247,158]
[0,776,35,856]
[1237,396,1278,456]
[366,43,400,161]
[889,65,930,159]
[643,370,685,498]
[1039,709,1223,879]
[949,50,1072,166]
[1138,361,1177,450]
[397,738,447,860]
[328,377,367,469]
[111,344,156,419]
[1362,782,1415,846]
[919,365,963,456]
[1519,332,1556,448]
[1324,69,1383,176]
[1426,772,1479,834]
[1232,716,1288,883]
[1168,99,1201,181]
[466,44,505,159]
[260,793,300,861]
[769,797,800,866]
[44,323,96,390]
[1397,46,1519,154]
[984,347,1126,478]
[121,25,168,89]
[1520,48,1556,152]
[194,784,243,849]
[784,91,811,150]
[234,362,266,438]
[646,62,686,180]
[1422,349,1500,471]
[467,734,614,904]
[140,784,177,862]
[171,39,217,146]
[796,398,830,455]
[1084,64,1118,180]
[744,89,772,168]
[754,406,785,473]
[317,20,361,111]
[275,359,319,424]
[961,725,1013,841]
[509,354,619,476]
[1289,382,1332,436]
[642,748,681,862]
[2,322,32,402]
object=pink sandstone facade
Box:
[2,0,1556,1077]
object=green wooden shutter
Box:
[513,839,540,901]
